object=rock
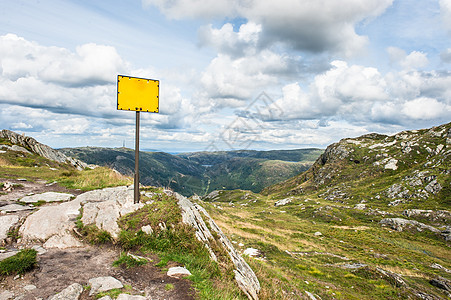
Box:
[0,290,14,300]
[424,179,442,195]
[429,276,451,291]
[380,218,440,233]
[80,186,144,239]
[167,266,192,277]
[22,285,36,291]
[430,263,451,273]
[19,192,74,203]
[19,196,83,248]
[354,204,366,210]
[0,215,19,242]
[376,267,406,287]
[403,209,451,224]
[48,283,83,300]
[0,204,34,213]
[305,291,318,300]
[314,231,322,236]
[117,295,146,300]
[0,251,18,262]
[243,248,261,257]
[174,192,260,300]
[274,197,292,207]
[88,276,123,296]
[441,226,451,241]
[97,297,112,300]
[0,130,87,170]
[141,225,153,235]
[384,158,398,170]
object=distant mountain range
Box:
[59,147,323,197]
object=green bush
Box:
[0,249,37,276]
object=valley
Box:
[0,122,450,299]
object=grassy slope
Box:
[197,122,451,299]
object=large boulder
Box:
[80,186,143,239]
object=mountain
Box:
[59,147,323,197]
[199,122,451,299]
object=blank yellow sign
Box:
[117,75,159,112]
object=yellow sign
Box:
[117,75,159,112]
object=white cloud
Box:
[402,97,450,120]
[440,0,451,33]
[198,22,261,57]
[387,47,429,70]
[0,34,126,86]
[146,0,393,56]
[200,50,287,104]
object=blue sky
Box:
[0,0,450,152]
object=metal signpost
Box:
[117,75,159,203]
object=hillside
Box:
[0,132,259,299]
[197,122,451,299]
[60,147,322,197]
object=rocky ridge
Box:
[0,130,87,170]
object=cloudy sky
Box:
[0,0,450,152]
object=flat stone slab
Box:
[167,266,192,277]
[0,203,34,212]
[19,192,74,203]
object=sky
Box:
[0,0,450,153]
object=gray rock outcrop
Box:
[80,186,143,239]
[174,192,261,300]
[0,129,87,170]
[380,218,440,233]
[48,283,83,300]
[19,195,83,249]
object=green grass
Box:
[113,252,148,268]
[0,249,37,276]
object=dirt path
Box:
[0,181,196,299]
[0,245,196,299]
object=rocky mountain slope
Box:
[0,130,87,171]
[0,138,260,299]
[60,147,322,197]
[198,122,451,299]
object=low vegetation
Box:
[0,249,37,276]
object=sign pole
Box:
[117,74,159,204]
[134,111,140,203]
